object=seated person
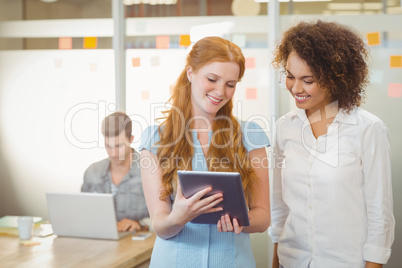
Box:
[81,111,149,232]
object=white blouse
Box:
[268,107,395,268]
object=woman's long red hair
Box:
[156,36,258,204]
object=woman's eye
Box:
[286,76,294,79]
[208,78,216,82]
[304,81,313,84]
[227,84,235,88]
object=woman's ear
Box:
[186,66,193,83]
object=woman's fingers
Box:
[217,215,243,234]
[233,218,242,234]
[191,186,213,200]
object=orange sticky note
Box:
[246,88,257,100]
[388,83,402,98]
[179,35,191,47]
[89,63,97,72]
[83,37,97,49]
[245,57,256,69]
[156,36,169,49]
[390,55,402,68]
[59,37,72,49]
[132,57,141,67]
[366,32,381,46]
[141,90,150,100]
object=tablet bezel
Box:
[177,170,250,226]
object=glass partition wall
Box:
[0,1,401,267]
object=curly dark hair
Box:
[273,20,370,111]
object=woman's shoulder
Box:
[238,119,270,150]
[139,125,161,152]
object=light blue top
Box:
[140,120,270,268]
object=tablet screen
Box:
[177,170,250,226]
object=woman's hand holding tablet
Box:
[177,170,250,227]
[171,182,224,226]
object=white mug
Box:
[18,216,33,240]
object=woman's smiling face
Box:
[187,61,240,120]
[286,51,330,116]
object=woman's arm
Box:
[140,150,224,239]
[272,243,280,268]
[242,147,270,233]
[361,121,394,264]
[366,262,382,268]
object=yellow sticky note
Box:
[156,36,169,49]
[141,90,150,100]
[246,88,257,100]
[366,32,381,46]
[388,83,402,98]
[59,37,72,49]
[245,57,256,69]
[132,57,141,67]
[390,55,402,68]
[179,35,191,47]
[83,37,97,49]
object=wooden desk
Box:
[0,233,155,268]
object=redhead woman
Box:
[140,36,270,267]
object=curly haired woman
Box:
[268,20,395,268]
[140,36,270,267]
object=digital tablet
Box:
[177,170,250,226]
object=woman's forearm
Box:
[242,207,270,233]
[151,212,185,240]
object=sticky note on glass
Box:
[245,57,256,69]
[388,83,402,98]
[89,63,97,72]
[156,36,170,49]
[366,32,381,46]
[150,56,160,67]
[54,59,63,69]
[141,90,150,100]
[132,57,141,67]
[83,37,97,49]
[179,35,191,47]
[246,88,257,99]
[390,55,402,68]
[59,37,72,49]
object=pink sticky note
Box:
[156,36,170,49]
[246,88,257,99]
[141,90,150,100]
[245,57,256,69]
[59,37,72,49]
[388,83,402,98]
[89,63,97,72]
[54,59,63,69]
[132,57,141,67]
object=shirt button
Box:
[309,206,312,209]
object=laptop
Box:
[46,192,133,240]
